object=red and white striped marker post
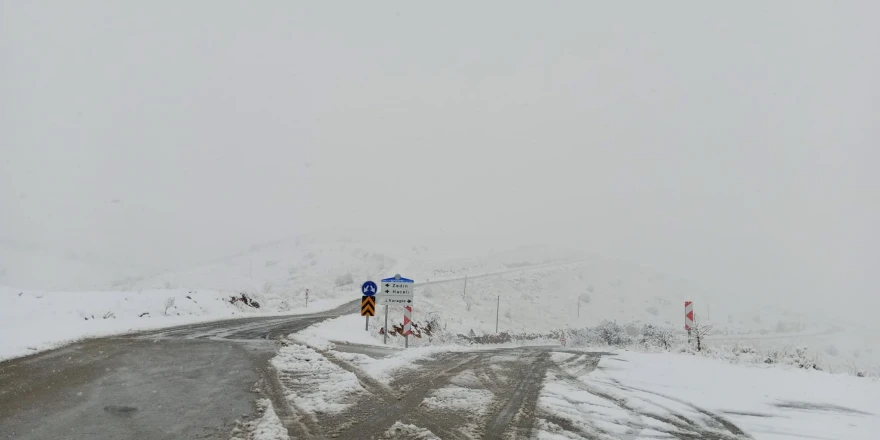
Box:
[403,306,413,348]
[685,301,694,340]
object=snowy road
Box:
[272,346,754,440]
[320,347,565,439]
[0,300,359,440]
[0,274,802,440]
[0,305,755,440]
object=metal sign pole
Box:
[365,315,369,331]
[404,305,412,348]
[384,305,388,345]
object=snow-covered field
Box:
[287,315,880,439]
[540,350,880,440]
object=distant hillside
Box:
[0,239,161,290]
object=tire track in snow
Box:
[482,350,552,439]
[255,361,323,439]
[599,377,751,439]
[549,360,751,440]
[323,351,483,440]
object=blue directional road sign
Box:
[361,281,378,296]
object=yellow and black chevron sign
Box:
[361,295,376,316]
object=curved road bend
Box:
[0,300,358,440]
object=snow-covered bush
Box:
[639,324,674,349]
[689,320,713,351]
[596,320,631,346]
[624,323,640,338]
[163,297,175,315]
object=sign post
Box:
[685,301,694,341]
[384,305,388,345]
[378,274,415,347]
[404,306,412,348]
[361,296,375,328]
[361,281,377,331]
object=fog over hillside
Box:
[2,1,877,328]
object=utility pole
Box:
[463,274,468,299]
[495,295,500,333]
[577,299,580,317]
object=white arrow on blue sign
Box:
[361,281,378,296]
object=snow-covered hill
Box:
[407,258,827,338]
[122,235,585,312]
[0,239,161,290]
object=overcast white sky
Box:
[1,2,877,311]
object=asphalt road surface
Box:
[0,300,359,440]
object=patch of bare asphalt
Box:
[0,338,268,440]
[0,302,362,440]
